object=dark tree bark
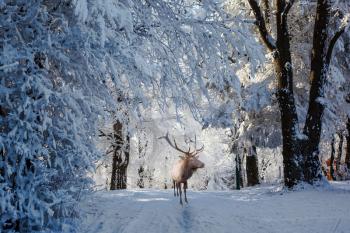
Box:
[274,0,303,187]
[110,121,130,190]
[262,0,270,29]
[230,127,243,189]
[235,153,241,190]
[335,133,343,178]
[329,135,336,180]
[110,121,122,190]
[302,0,332,183]
[239,155,244,188]
[122,132,130,187]
[345,118,350,170]
[246,145,260,186]
[137,166,145,188]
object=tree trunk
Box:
[239,154,243,188]
[345,117,350,170]
[335,133,343,178]
[123,132,130,188]
[110,121,130,190]
[262,0,270,29]
[275,67,302,188]
[116,165,128,189]
[329,135,336,180]
[110,150,119,190]
[246,145,260,186]
[274,0,303,188]
[235,154,241,190]
[137,166,145,188]
[302,0,332,183]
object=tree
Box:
[235,154,242,190]
[247,0,349,187]
[0,1,115,231]
[329,135,336,180]
[110,121,130,190]
[246,145,260,186]
[98,120,130,190]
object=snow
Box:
[79,182,350,233]
[73,0,88,22]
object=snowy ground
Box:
[79,182,350,233]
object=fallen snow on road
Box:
[79,182,350,233]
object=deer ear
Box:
[179,156,185,160]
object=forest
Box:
[1,0,350,232]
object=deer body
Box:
[171,156,204,204]
[159,133,205,205]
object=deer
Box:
[159,133,205,205]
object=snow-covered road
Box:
[79,182,350,233]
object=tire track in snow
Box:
[120,191,180,233]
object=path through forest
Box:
[79,182,350,233]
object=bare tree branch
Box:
[282,0,295,16]
[326,25,347,65]
[247,0,276,51]
[98,130,115,141]
[262,0,270,27]
[282,0,295,27]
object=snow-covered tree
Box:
[0,0,118,231]
[246,0,350,187]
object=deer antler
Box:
[191,145,204,156]
[189,134,204,156]
[158,133,189,154]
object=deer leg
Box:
[173,180,176,197]
[176,182,179,196]
[179,183,183,205]
[184,181,188,203]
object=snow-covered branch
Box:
[247,0,276,51]
[326,15,349,65]
[282,0,295,26]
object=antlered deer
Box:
[159,133,205,205]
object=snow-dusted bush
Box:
[0,1,113,231]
